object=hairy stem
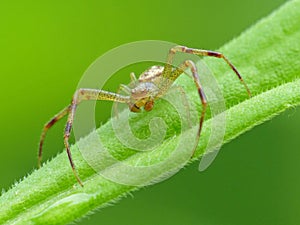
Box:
[1,0,300,224]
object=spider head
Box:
[129,82,158,112]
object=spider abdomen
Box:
[138,65,164,83]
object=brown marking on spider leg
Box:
[61,88,129,186]
[46,117,58,128]
[169,46,251,97]
[169,60,207,157]
[204,51,244,79]
[39,87,130,186]
[38,105,71,168]
[65,120,72,135]
[183,60,207,156]
[206,51,220,57]
[64,119,84,187]
[63,94,84,186]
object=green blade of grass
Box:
[1,0,300,224]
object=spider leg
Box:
[130,72,137,82]
[168,60,208,157]
[164,45,251,97]
[38,105,71,168]
[39,88,129,186]
[113,84,131,119]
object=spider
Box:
[38,45,251,186]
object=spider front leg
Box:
[164,45,251,97]
[39,88,129,186]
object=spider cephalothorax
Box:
[38,45,251,186]
[128,66,164,112]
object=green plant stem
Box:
[1,0,300,224]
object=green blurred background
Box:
[1,0,299,224]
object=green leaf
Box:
[1,0,300,224]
